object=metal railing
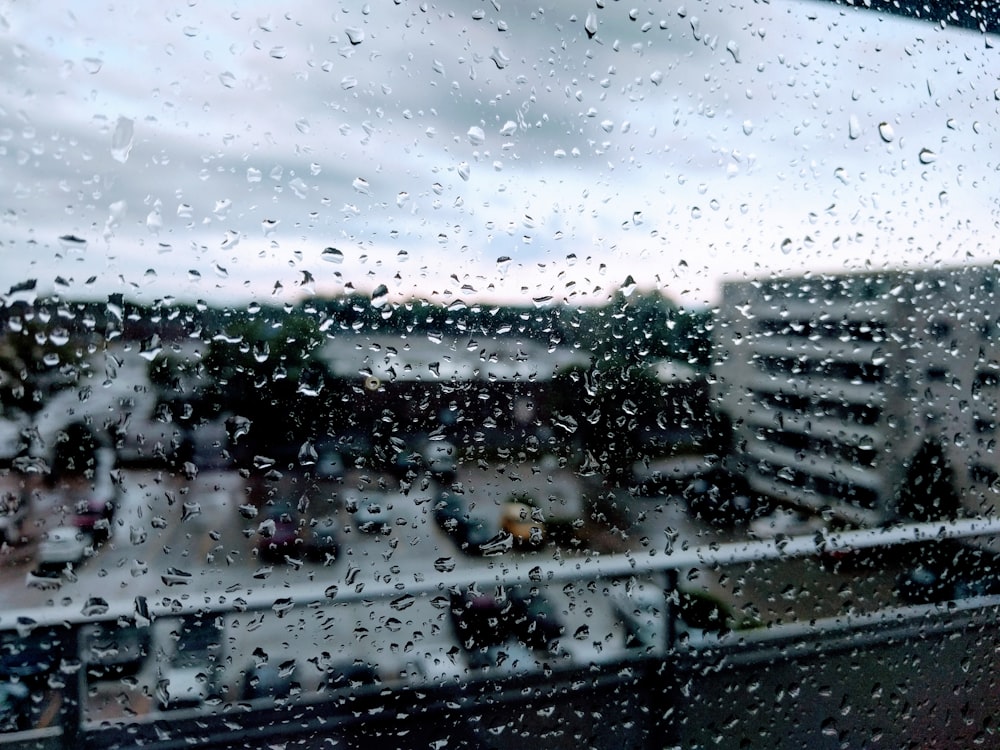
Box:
[3,516,1000,749]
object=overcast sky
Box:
[1,1,996,310]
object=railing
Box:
[4,516,1000,750]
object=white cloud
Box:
[1,1,996,310]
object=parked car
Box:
[434,493,500,555]
[466,642,544,677]
[240,659,300,701]
[314,448,346,481]
[343,489,391,534]
[81,622,150,680]
[421,440,458,476]
[449,585,563,665]
[158,614,223,711]
[500,501,545,547]
[507,585,565,651]
[609,580,667,652]
[895,540,1000,604]
[684,467,772,527]
[319,659,380,693]
[256,505,301,561]
[0,680,30,732]
[0,628,66,686]
[301,516,339,563]
[72,496,115,543]
[0,490,28,546]
[37,526,91,569]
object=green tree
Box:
[203,309,329,467]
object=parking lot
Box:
[0,441,913,733]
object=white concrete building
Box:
[712,265,1000,526]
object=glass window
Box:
[2,2,999,747]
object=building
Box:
[316,333,591,457]
[712,265,1000,527]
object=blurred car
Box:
[314,448,346,480]
[256,505,301,561]
[448,589,509,654]
[240,659,300,701]
[302,516,340,563]
[401,648,465,687]
[158,614,223,711]
[0,681,30,732]
[610,577,756,651]
[0,490,28,546]
[500,501,545,547]
[466,642,543,676]
[507,585,565,651]
[320,659,380,693]
[343,489,391,534]
[449,585,562,665]
[609,580,667,652]
[81,622,150,680]
[631,455,717,497]
[422,440,458,475]
[434,493,499,555]
[0,629,65,686]
[684,467,772,527]
[72,496,115,543]
[37,526,91,568]
[895,540,1000,604]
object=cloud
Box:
[1,1,997,310]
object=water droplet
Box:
[433,557,456,572]
[111,116,134,163]
[293,442,316,469]
[322,247,344,263]
[780,238,794,255]
[742,120,753,135]
[341,76,358,90]
[479,531,514,556]
[848,115,861,140]
[345,27,365,45]
[500,120,517,136]
[457,162,471,181]
[467,126,485,145]
[650,70,663,86]
[371,284,389,308]
[83,57,103,74]
[878,122,894,143]
[573,625,590,640]
[161,568,192,586]
[353,177,370,195]
[585,12,598,38]
[253,341,270,363]
[253,455,276,470]
[918,148,937,164]
[181,502,201,521]
[391,594,415,611]
[81,598,109,617]
[726,40,741,63]
[295,118,310,134]
[834,167,848,184]
[219,71,236,88]
[489,47,509,69]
